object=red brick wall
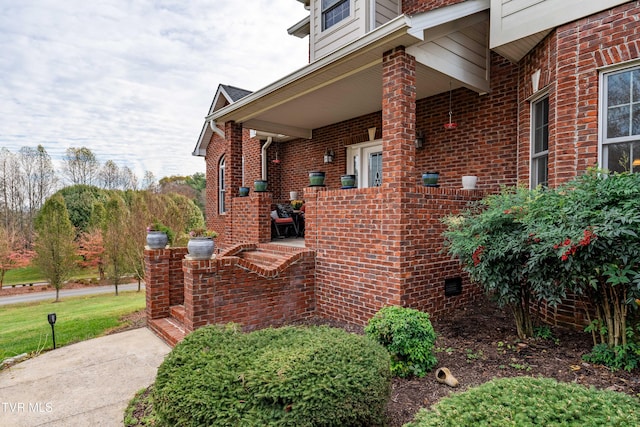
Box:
[402,0,466,15]
[145,247,187,319]
[181,252,316,332]
[305,186,484,325]
[416,53,519,190]
[518,1,640,187]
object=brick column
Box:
[145,248,170,320]
[381,47,417,305]
[183,259,218,332]
[382,46,416,190]
[224,121,243,243]
[302,186,328,250]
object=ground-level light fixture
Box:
[48,313,57,349]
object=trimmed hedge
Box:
[153,324,391,427]
[405,376,640,427]
[365,306,438,378]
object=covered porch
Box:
[197,1,518,325]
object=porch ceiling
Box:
[205,0,490,140]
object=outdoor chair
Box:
[271,206,297,238]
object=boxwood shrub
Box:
[405,376,640,427]
[153,324,391,427]
[365,306,438,378]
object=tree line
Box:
[0,145,206,298]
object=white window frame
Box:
[321,0,351,31]
[530,93,549,188]
[218,155,226,214]
[346,139,382,188]
[599,62,640,173]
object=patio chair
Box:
[271,206,297,238]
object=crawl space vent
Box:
[444,277,462,297]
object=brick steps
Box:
[238,249,290,269]
[170,304,185,324]
[149,308,188,347]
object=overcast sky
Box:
[0,0,309,181]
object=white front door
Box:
[346,140,382,188]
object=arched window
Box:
[218,156,226,214]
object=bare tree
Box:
[98,160,121,190]
[120,166,138,191]
[18,145,57,243]
[142,170,158,192]
[63,147,99,186]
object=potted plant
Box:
[291,199,304,210]
[462,176,478,190]
[146,222,173,249]
[239,186,250,197]
[341,174,356,188]
[422,171,440,187]
[254,179,268,192]
[309,171,325,186]
[187,228,218,260]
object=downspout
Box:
[261,137,273,180]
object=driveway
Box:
[0,328,170,427]
[0,283,145,306]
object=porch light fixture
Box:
[324,148,334,163]
[415,130,425,149]
[633,159,640,167]
[444,82,457,130]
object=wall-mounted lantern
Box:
[323,148,334,164]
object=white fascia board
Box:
[407,0,490,39]
[288,15,310,38]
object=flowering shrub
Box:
[442,186,552,338]
[443,169,640,366]
[188,228,218,238]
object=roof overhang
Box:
[204,0,491,142]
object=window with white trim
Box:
[601,66,640,173]
[346,140,382,188]
[322,0,349,31]
[531,96,549,188]
[218,156,226,214]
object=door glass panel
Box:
[368,151,382,187]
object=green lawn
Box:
[0,291,146,362]
[3,265,100,286]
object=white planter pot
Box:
[187,237,215,260]
[462,176,478,190]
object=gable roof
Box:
[193,84,252,157]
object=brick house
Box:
[146,0,639,345]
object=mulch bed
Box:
[125,298,640,426]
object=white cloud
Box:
[0,0,309,180]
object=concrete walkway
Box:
[0,328,170,427]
